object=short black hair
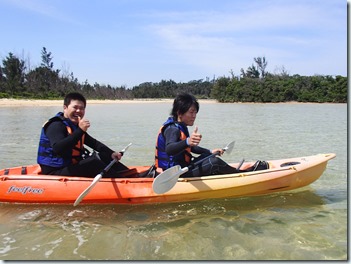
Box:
[171,92,199,119]
[64,92,86,108]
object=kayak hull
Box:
[0,153,336,205]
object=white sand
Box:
[0,98,206,107]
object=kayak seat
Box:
[248,160,270,171]
[114,165,159,178]
[136,164,159,178]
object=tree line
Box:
[0,48,347,103]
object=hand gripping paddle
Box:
[73,143,132,206]
[152,141,234,194]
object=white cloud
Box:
[145,0,345,77]
[1,0,81,25]
[0,0,345,86]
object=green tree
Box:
[25,47,61,98]
[241,56,268,79]
[211,76,231,102]
[241,64,260,78]
[254,56,268,78]
[41,47,54,69]
[1,53,26,96]
[331,75,348,103]
[26,67,60,98]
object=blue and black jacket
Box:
[37,112,85,168]
[155,117,192,170]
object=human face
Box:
[63,99,85,124]
[177,105,197,126]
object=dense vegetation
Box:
[0,47,347,103]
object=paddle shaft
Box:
[178,141,235,176]
[101,159,116,175]
[192,151,219,167]
[152,141,235,194]
[98,145,130,176]
[73,143,132,206]
[176,150,223,177]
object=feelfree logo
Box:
[7,186,44,195]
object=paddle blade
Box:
[152,165,183,194]
[74,174,103,206]
[224,141,235,155]
[120,142,132,153]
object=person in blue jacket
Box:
[155,92,240,177]
[37,92,129,177]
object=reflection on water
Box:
[0,190,346,260]
[0,102,347,260]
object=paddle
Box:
[73,142,132,206]
[152,141,235,194]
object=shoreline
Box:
[0,98,219,107]
[0,98,342,107]
[0,98,175,107]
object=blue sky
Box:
[0,0,347,88]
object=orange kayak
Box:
[0,153,335,205]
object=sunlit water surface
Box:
[0,102,347,260]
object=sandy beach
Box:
[0,98,329,107]
[0,98,174,107]
[0,98,216,107]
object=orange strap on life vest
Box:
[66,126,85,164]
[155,126,191,168]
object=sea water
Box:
[0,101,347,260]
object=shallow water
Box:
[0,102,347,260]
